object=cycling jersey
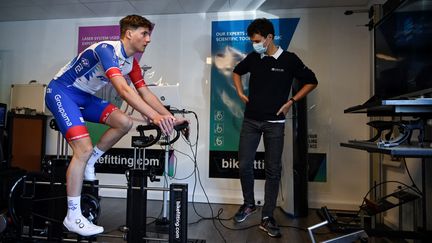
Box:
[46,40,145,141]
[54,40,145,93]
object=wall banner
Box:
[209,18,299,179]
[45,148,168,175]
[78,25,119,53]
[95,148,168,175]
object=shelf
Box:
[344,98,432,116]
[341,96,432,240]
[340,141,432,158]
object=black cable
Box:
[176,111,309,239]
[188,112,226,242]
[214,208,309,233]
[153,109,306,238]
[215,207,259,230]
[170,148,197,180]
[402,157,423,195]
[218,220,259,231]
[339,180,422,225]
[363,180,422,201]
[156,110,227,242]
[188,208,232,225]
[146,216,160,225]
[183,111,227,242]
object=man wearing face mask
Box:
[232,18,318,238]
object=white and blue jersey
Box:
[45,40,145,141]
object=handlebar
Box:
[136,121,188,134]
[133,121,189,148]
[161,121,189,145]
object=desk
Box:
[342,99,432,239]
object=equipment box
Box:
[10,83,47,114]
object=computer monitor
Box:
[374,0,432,99]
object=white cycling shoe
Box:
[63,215,104,236]
[84,166,97,181]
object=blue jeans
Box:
[238,118,285,218]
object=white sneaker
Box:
[84,166,97,181]
[63,215,104,236]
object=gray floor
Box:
[95,197,385,243]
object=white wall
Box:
[0,8,371,209]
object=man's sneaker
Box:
[84,166,96,181]
[259,216,281,238]
[234,204,257,223]
[63,215,104,236]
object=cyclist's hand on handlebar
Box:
[174,117,189,126]
[152,114,176,135]
[174,117,190,140]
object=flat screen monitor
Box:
[374,0,432,100]
[0,103,6,128]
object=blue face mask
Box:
[253,41,267,54]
